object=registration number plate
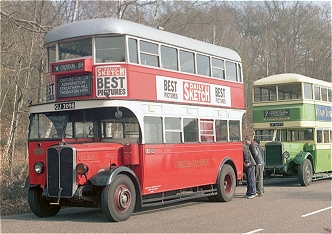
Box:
[54,102,75,110]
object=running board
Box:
[312,172,332,181]
[142,186,217,208]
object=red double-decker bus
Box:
[26,18,245,222]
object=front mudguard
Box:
[24,176,39,188]
[90,166,138,186]
[293,151,311,165]
[90,166,142,209]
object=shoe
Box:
[248,193,257,199]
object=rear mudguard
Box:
[216,157,238,185]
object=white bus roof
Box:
[253,73,331,87]
[44,18,241,62]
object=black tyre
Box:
[101,174,136,222]
[211,164,236,202]
[207,195,218,202]
[298,159,313,186]
[28,186,61,217]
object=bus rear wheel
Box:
[101,174,136,222]
[210,164,236,202]
[28,186,61,217]
[298,159,313,186]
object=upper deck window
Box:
[254,86,277,102]
[47,46,56,72]
[197,54,211,77]
[161,46,178,71]
[237,64,242,82]
[59,38,92,60]
[212,58,225,79]
[314,86,321,101]
[128,38,138,64]
[321,87,328,102]
[95,36,125,63]
[140,41,159,67]
[180,50,195,74]
[303,83,313,99]
[225,61,237,81]
[278,83,301,100]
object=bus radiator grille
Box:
[47,147,75,198]
[265,144,283,166]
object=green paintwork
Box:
[314,148,332,172]
[293,151,310,165]
[252,103,316,123]
[265,142,332,174]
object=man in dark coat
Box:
[251,138,265,196]
[243,135,257,198]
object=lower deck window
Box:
[200,119,214,142]
[216,120,228,141]
[254,130,274,141]
[229,120,240,142]
[165,117,181,143]
[183,118,198,142]
[143,116,242,144]
[144,116,163,143]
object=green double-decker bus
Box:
[252,73,331,186]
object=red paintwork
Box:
[138,142,243,195]
[73,142,123,185]
[28,140,59,188]
[52,63,244,109]
[29,140,243,193]
[29,141,123,187]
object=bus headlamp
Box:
[76,163,89,175]
[34,162,44,174]
[283,151,290,159]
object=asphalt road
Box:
[1,177,331,233]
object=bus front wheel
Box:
[298,159,313,186]
[28,186,61,217]
[101,174,136,222]
[213,164,236,202]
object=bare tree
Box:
[234,0,331,134]
[0,1,69,183]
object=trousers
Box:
[256,164,264,195]
[245,165,256,196]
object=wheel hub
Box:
[223,173,233,194]
[116,187,131,211]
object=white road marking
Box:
[301,206,332,217]
[243,228,264,234]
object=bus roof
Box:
[44,18,241,62]
[253,73,331,87]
